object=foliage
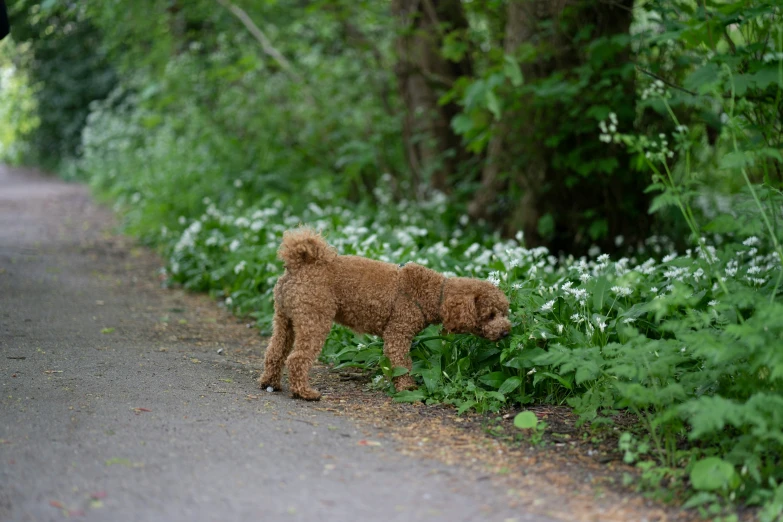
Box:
[0,38,38,163]
[2,0,783,518]
[7,1,117,168]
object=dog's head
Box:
[441,278,512,341]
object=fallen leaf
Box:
[43,370,63,374]
[49,500,65,509]
[100,327,115,334]
[131,407,151,415]
[246,394,259,400]
[357,440,382,447]
[190,358,201,364]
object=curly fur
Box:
[258,228,512,400]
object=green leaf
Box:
[513,411,538,429]
[684,63,722,94]
[393,390,427,403]
[592,277,610,311]
[457,400,477,414]
[720,150,754,170]
[575,363,600,384]
[478,371,507,389]
[682,492,719,510]
[498,376,523,395]
[503,55,524,87]
[532,371,573,390]
[690,457,739,491]
[648,192,679,214]
[451,113,474,135]
[486,90,501,120]
[392,366,409,377]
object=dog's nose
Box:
[500,331,509,339]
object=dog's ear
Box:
[441,292,477,333]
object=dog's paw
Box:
[393,375,417,392]
[257,377,281,392]
[291,388,322,401]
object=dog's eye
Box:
[489,312,496,320]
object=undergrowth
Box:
[56,4,783,519]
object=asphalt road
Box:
[0,166,558,522]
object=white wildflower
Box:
[742,236,760,247]
[229,239,241,252]
[541,299,555,313]
[234,260,247,274]
[662,252,677,263]
[556,324,564,335]
[612,286,632,297]
[595,317,607,333]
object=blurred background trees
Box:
[2,0,781,253]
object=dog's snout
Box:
[500,330,509,339]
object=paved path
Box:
[0,166,557,522]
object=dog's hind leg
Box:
[258,310,293,391]
[287,313,334,401]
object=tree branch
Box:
[216,0,307,87]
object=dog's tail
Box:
[278,228,337,270]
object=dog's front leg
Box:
[382,323,418,392]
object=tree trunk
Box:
[469,0,648,253]
[392,0,472,194]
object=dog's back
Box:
[276,229,400,335]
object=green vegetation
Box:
[2,0,782,518]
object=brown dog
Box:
[258,228,512,400]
